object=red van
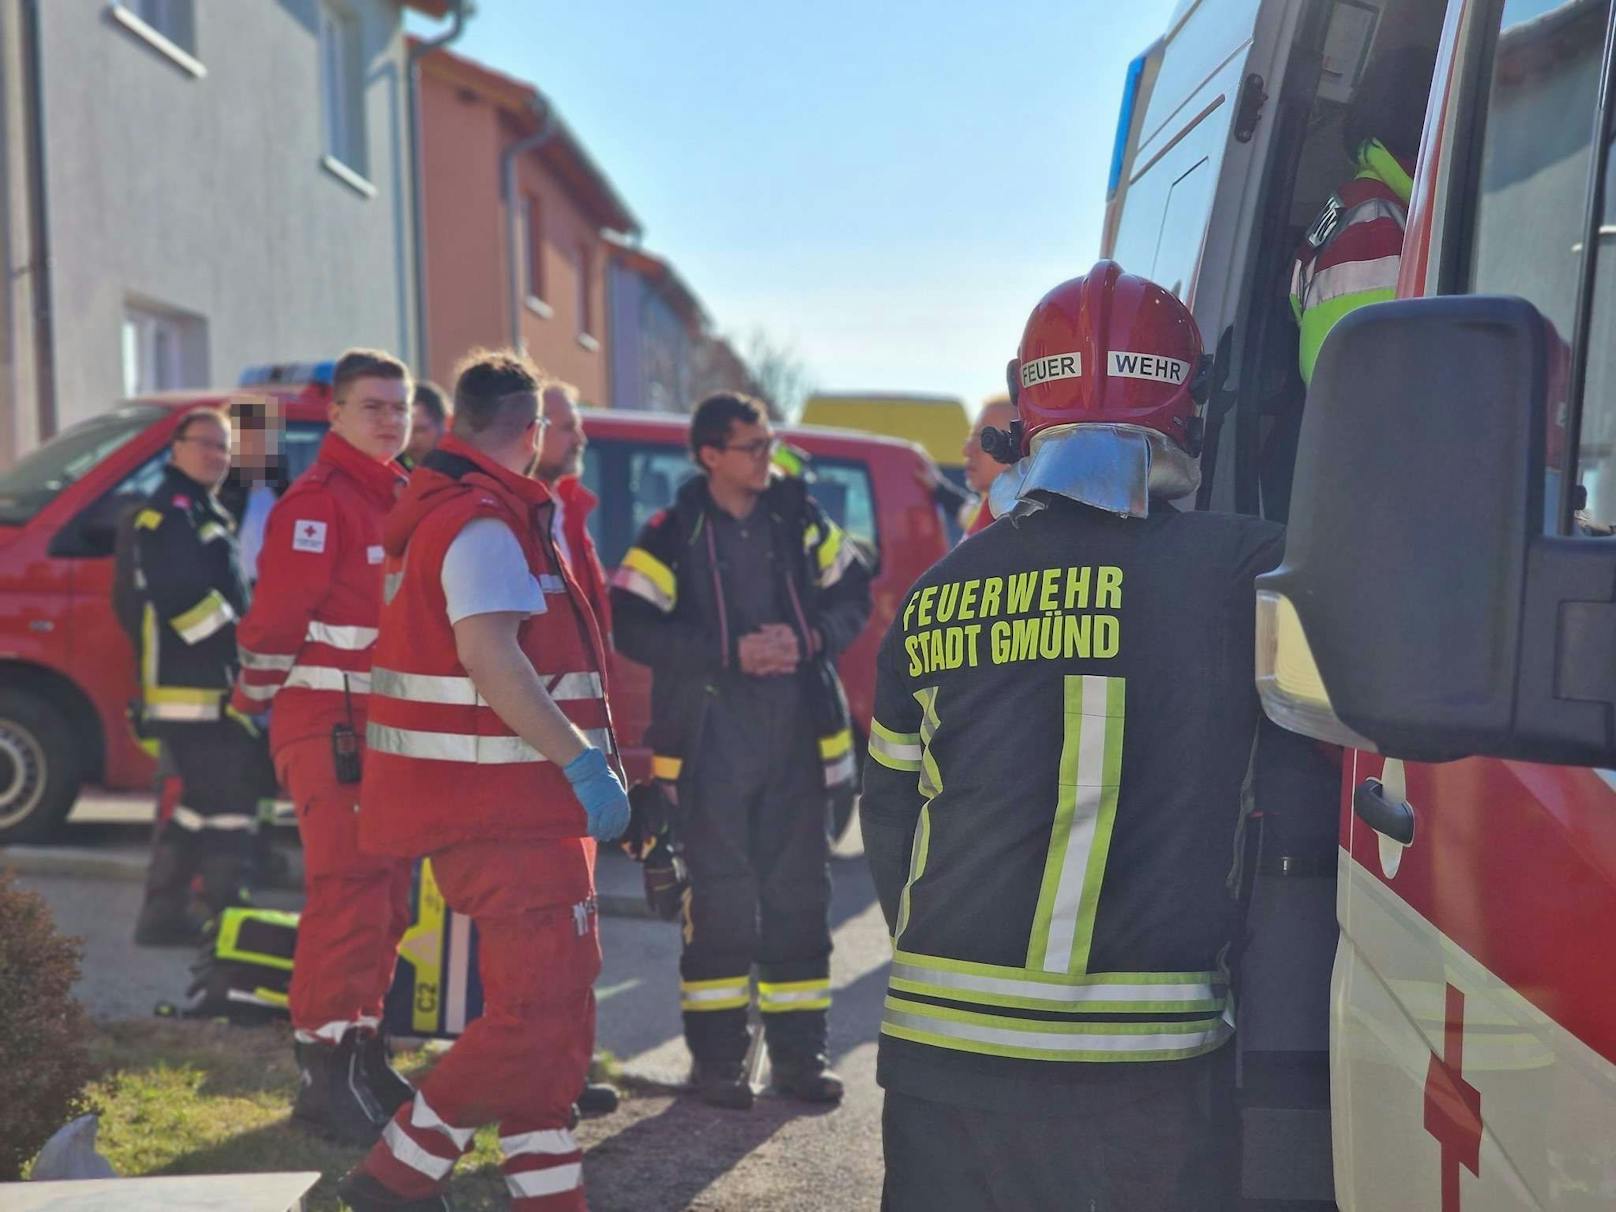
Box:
[0,379,947,842]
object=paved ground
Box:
[8,793,891,1210]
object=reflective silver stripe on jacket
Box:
[238,649,296,671]
[304,621,379,649]
[370,668,604,706]
[171,806,253,831]
[883,997,1233,1057]
[888,960,1221,1008]
[367,723,611,765]
[283,667,370,694]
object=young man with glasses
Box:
[130,408,276,944]
[611,392,872,1110]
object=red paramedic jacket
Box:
[358,436,617,860]
[232,432,405,750]
[552,474,612,642]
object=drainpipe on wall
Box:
[406,0,468,381]
[501,98,555,355]
[21,0,55,441]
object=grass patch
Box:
[82,1020,514,1210]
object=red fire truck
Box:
[0,375,947,844]
[1107,0,1616,1206]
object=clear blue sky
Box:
[409,1,1179,409]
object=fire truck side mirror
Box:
[1255,294,1616,768]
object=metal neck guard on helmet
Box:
[993,261,1207,521]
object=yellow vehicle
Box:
[800,392,970,474]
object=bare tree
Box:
[741,328,814,421]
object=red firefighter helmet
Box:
[1011,261,1205,456]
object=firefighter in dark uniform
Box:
[610,392,872,1110]
[863,263,1285,1210]
[131,407,277,944]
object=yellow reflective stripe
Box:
[894,801,932,941]
[652,754,683,781]
[680,976,751,1012]
[135,508,164,531]
[1027,675,1125,976]
[197,521,230,544]
[881,995,1232,1063]
[759,978,832,1013]
[613,546,677,611]
[809,520,857,586]
[170,589,236,644]
[819,728,853,759]
[869,719,922,772]
[395,860,447,1035]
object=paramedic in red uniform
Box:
[340,349,628,1212]
[535,381,612,640]
[232,348,415,1144]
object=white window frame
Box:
[109,1,205,78]
[318,1,369,185]
[122,308,183,397]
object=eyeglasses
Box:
[720,437,778,459]
[176,436,230,454]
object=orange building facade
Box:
[416,47,639,403]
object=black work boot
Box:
[293,1032,387,1146]
[690,1057,754,1111]
[335,1168,452,1211]
[770,1054,845,1105]
[134,836,202,946]
[356,1027,415,1118]
[576,1079,620,1116]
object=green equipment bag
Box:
[174,906,297,1022]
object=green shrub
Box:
[0,869,95,1179]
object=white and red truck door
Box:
[1333,1,1616,1208]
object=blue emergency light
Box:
[1107,50,1149,201]
[238,361,335,387]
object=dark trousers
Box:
[678,687,832,1065]
[143,717,276,916]
[880,1063,1226,1212]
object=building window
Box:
[126,0,194,52]
[318,1,367,177]
[576,241,595,340]
[110,0,203,76]
[520,196,546,304]
[122,304,206,397]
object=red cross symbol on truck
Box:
[1423,983,1482,1211]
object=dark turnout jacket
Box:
[862,497,1284,1112]
[609,473,871,791]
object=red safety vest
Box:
[232,432,404,748]
[358,436,617,859]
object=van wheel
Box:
[0,690,82,844]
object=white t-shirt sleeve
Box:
[441,516,546,624]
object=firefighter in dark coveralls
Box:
[610,392,872,1110]
[862,262,1285,1211]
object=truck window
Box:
[804,458,878,553]
[1570,4,1616,530]
[0,406,165,526]
[1465,0,1611,529]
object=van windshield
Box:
[0,406,166,526]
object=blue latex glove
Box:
[564,747,630,841]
